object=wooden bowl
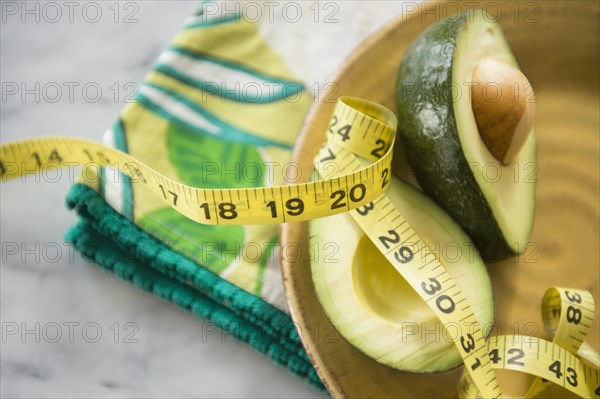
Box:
[280,1,599,397]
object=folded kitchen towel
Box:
[64,1,324,389]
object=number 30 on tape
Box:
[1,97,598,398]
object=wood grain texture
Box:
[280,1,599,397]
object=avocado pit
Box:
[471,58,536,164]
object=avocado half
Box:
[396,10,536,262]
[310,178,493,372]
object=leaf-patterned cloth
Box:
[99,5,311,310]
[66,1,322,388]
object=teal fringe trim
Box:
[65,183,324,390]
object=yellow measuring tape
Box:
[0,98,394,226]
[459,287,599,398]
[1,97,598,398]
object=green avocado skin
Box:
[395,12,514,262]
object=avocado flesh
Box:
[396,10,536,262]
[310,178,493,372]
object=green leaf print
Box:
[166,122,266,189]
[139,123,266,274]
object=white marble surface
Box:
[0,1,411,397]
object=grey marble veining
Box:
[1,1,411,397]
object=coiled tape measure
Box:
[1,97,598,398]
